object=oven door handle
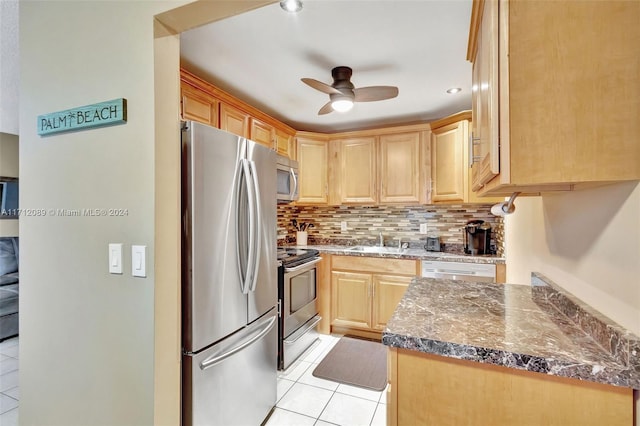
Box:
[283,257,322,273]
[284,316,322,344]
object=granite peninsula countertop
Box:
[382,273,640,389]
[289,244,505,265]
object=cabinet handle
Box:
[469,134,483,166]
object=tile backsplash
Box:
[277,204,504,256]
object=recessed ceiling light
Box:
[446,87,462,94]
[280,0,303,13]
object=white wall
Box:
[19,1,185,424]
[505,181,640,336]
[0,0,19,135]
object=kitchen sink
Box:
[347,246,408,255]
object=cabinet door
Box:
[331,271,372,330]
[297,137,328,204]
[379,132,421,204]
[471,0,500,191]
[339,137,377,204]
[181,86,218,127]
[249,118,274,148]
[219,103,249,137]
[275,129,293,157]
[372,275,410,331]
[431,122,466,203]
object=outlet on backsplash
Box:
[419,223,428,234]
[341,221,347,232]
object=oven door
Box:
[283,257,321,338]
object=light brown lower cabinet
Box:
[330,256,418,337]
[387,347,633,426]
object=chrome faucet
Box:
[378,232,384,247]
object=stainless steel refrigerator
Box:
[181,121,278,426]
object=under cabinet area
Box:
[330,256,419,337]
[467,0,640,195]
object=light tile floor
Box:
[269,334,386,426]
[0,335,384,426]
[0,336,19,426]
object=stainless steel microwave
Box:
[276,155,299,203]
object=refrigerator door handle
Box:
[247,160,262,292]
[239,158,257,294]
[199,314,276,371]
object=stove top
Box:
[277,247,319,267]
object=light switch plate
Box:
[341,221,347,232]
[108,243,123,274]
[132,245,146,278]
[420,223,428,234]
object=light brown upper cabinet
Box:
[467,0,640,196]
[219,103,249,138]
[431,119,466,203]
[180,69,297,157]
[328,126,428,206]
[430,112,503,204]
[181,84,218,127]
[296,134,329,204]
[469,0,499,192]
[379,132,423,204]
[336,136,377,204]
[274,129,294,158]
[249,117,274,148]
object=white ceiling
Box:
[180,0,473,133]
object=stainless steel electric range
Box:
[277,248,322,370]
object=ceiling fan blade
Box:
[318,101,334,115]
[302,78,341,95]
[353,86,399,102]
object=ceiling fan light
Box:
[331,99,354,113]
[280,0,303,13]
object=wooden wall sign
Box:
[37,98,127,136]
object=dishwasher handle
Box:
[434,268,478,275]
[426,271,495,283]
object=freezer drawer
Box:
[182,311,277,426]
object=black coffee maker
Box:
[463,220,492,255]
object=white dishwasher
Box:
[421,260,496,283]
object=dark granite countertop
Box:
[382,273,640,389]
[288,244,505,265]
